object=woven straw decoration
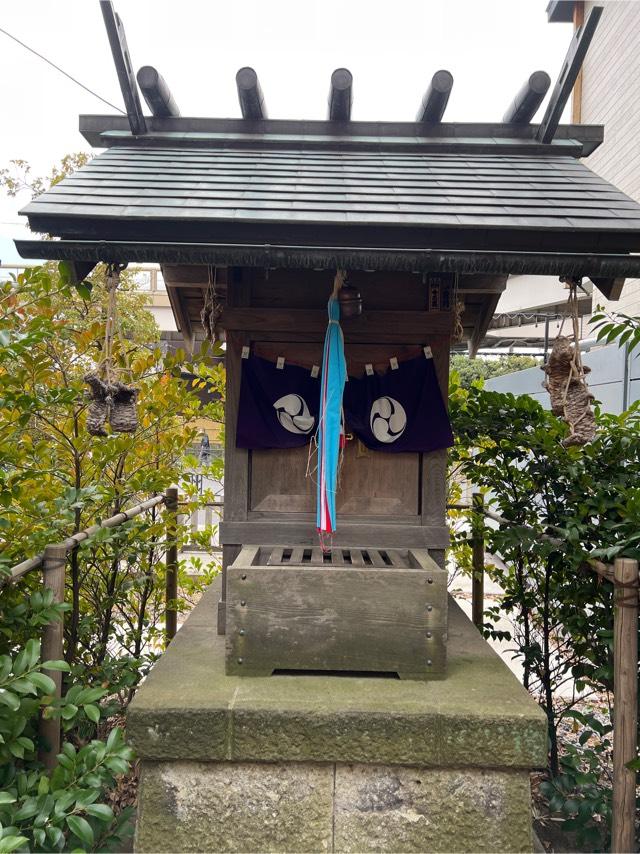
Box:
[84,265,139,436]
[542,335,596,447]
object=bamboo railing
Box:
[2,490,182,769]
[450,494,639,854]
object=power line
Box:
[0,25,125,115]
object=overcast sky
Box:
[0,0,573,261]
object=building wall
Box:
[582,0,640,315]
[486,342,640,415]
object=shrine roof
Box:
[19,122,640,254]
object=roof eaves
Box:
[79,115,604,157]
[92,130,588,157]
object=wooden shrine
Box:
[14,2,640,849]
[216,266,456,678]
[15,2,640,684]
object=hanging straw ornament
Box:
[542,279,596,447]
[84,264,139,435]
[201,265,223,341]
[108,379,139,432]
[84,372,110,436]
[453,298,465,343]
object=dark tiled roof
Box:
[22,145,640,234]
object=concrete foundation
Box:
[129,579,547,853]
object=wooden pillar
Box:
[471,492,485,630]
[38,543,67,769]
[571,1,585,124]
[612,557,638,854]
[165,487,179,645]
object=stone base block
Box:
[130,579,546,853]
[135,760,533,853]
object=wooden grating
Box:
[266,546,407,568]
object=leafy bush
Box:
[0,728,134,853]
[539,708,613,850]
[0,630,130,852]
[0,262,224,850]
[450,353,540,389]
[449,372,640,843]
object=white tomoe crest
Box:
[273,394,315,435]
[370,396,407,443]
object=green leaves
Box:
[84,803,114,822]
[0,257,219,853]
[42,660,71,672]
[590,308,640,354]
[28,671,56,694]
[66,814,94,848]
[83,704,100,724]
[0,726,133,852]
[0,833,29,853]
[449,380,640,849]
[538,706,613,849]
[0,691,19,712]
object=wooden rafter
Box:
[328,68,353,121]
[99,0,147,136]
[468,279,508,356]
[163,269,194,349]
[137,66,180,118]
[503,71,551,124]
[590,277,625,301]
[536,5,603,144]
[236,67,267,120]
[416,70,453,123]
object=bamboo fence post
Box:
[612,557,638,854]
[471,491,485,630]
[38,543,67,769]
[164,487,179,645]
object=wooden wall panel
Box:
[250,441,420,518]
[245,268,431,311]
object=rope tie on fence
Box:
[43,555,66,569]
[613,576,640,607]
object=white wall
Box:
[497,274,591,313]
[582,1,640,315]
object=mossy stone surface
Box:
[128,579,547,769]
[135,760,533,853]
[135,761,333,853]
[334,764,533,853]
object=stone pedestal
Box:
[128,580,547,853]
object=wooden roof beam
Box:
[236,67,267,120]
[503,71,551,124]
[162,267,194,351]
[137,66,180,117]
[468,280,508,356]
[328,68,353,121]
[590,277,626,301]
[416,71,454,123]
[99,1,146,136]
[536,6,603,143]
[457,275,508,294]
